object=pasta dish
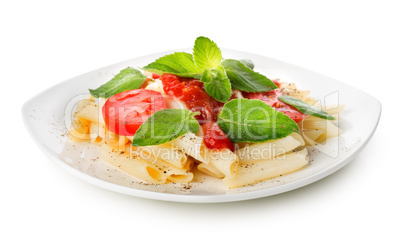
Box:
[68,37,342,189]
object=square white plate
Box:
[22,49,381,203]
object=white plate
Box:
[22,49,381,203]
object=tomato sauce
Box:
[161,74,233,151]
[247,89,308,123]
[202,122,234,151]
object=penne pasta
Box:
[69,113,91,142]
[104,131,128,152]
[298,116,341,137]
[127,145,194,183]
[101,144,194,184]
[223,148,309,188]
[300,129,325,145]
[322,104,345,115]
[133,143,190,169]
[89,122,105,144]
[68,127,90,142]
[197,162,225,179]
[181,156,195,171]
[235,133,303,163]
[101,143,167,184]
[75,101,105,124]
[209,149,239,177]
[290,132,305,146]
[170,133,210,164]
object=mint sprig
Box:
[141,36,277,102]
[90,37,279,101]
[217,99,299,143]
[201,66,232,102]
[132,109,200,146]
[193,37,231,102]
[278,95,335,120]
[89,67,146,98]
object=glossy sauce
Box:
[247,89,308,123]
[161,74,233,151]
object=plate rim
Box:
[21,48,382,203]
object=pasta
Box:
[132,143,191,169]
[223,149,309,188]
[197,162,225,179]
[235,133,304,163]
[208,149,239,177]
[101,144,194,184]
[75,101,104,124]
[69,74,343,188]
[101,143,168,184]
[68,39,343,190]
[68,99,91,142]
[298,116,341,145]
[169,133,210,164]
[69,73,342,189]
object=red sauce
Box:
[248,89,308,123]
[272,79,281,88]
[202,122,234,151]
[161,74,222,124]
[161,74,233,151]
[152,73,161,79]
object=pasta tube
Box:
[101,143,167,184]
[170,133,210,164]
[298,116,341,141]
[75,101,105,124]
[133,143,190,169]
[235,133,304,163]
[223,148,309,188]
[209,149,239,177]
[101,144,194,184]
[197,163,225,179]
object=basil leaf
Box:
[89,67,146,98]
[217,99,299,143]
[200,65,231,102]
[142,52,202,78]
[279,95,335,120]
[193,36,222,70]
[132,109,200,146]
[239,59,254,70]
[222,59,277,92]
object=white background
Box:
[1,0,401,249]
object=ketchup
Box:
[161,74,233,151]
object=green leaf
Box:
[279,95,335,120]
[200,65,232,102]
[217,99,299,143]
[142,52,202,78]
[239,59,254,70]
[89,67,146,98]
[193,36,222,70]
[132,109,200,146]
[222,59,277,92]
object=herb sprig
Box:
[143,36,277,102]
